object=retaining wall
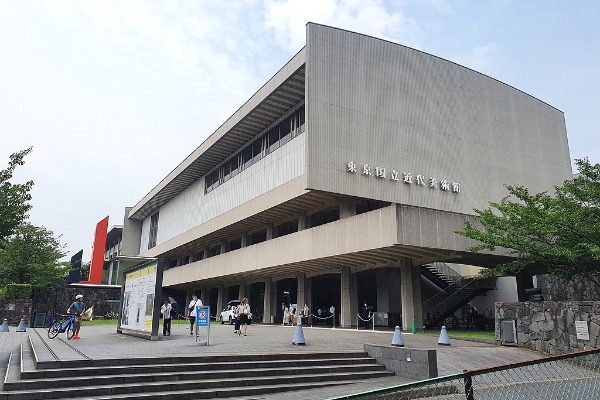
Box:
[364,343,438,379]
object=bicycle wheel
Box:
[66,323,75,340]
[48,321,61,339]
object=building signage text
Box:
[346,161,461,193]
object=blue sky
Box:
[1,0,599,261]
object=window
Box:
[280,116,292,145]
[252,138,263,164]
[211,169,220,190]
[231,155,239,178]
[268,127,280,153]
[148,212,159,249]
[243,146,253,169]
[222,160,231,182]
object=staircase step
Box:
[0,371,394,399]
[6,363,387,390]
[19,356,376,380]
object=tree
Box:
[0,223,69,289]
[457,158,600,287]
[0,147,34,246]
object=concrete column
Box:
[241,233,248,247]
[341,266,352,327]
[340,198,356,219]
[263,278,272,323]
[298,211,307,231]
[220,239,228,254]
[216,286,224,317]
[400,259,423,331]
[203,246,210,259]
[200,289,209,308]
[350,272,358,327]
[239,283,247,301]
[297,273,306,316]
[266,223,274,240]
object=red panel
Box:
[84,216,109,284]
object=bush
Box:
[4,283,32,299]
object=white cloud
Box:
[449,42,502,74]
[263,0,424,51]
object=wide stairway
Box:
[2,336,393,399]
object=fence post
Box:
[464,371,474,400]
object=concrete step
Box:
[6,363,387,390]
[0,371,394,399]
[19,356,377,379]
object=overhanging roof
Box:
[129,49,307,221]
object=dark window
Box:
[229,238,242,251]
[211,169,220,189]
[222,160,231,182]
[276,221,298,237]
[205,173,213,192]
[181,255,190,265]
[280,116,292,145]
[192,251,204,262]
[231,155,239,177]
[209,246,221,257]
[298,106,305,133]
[243,146,253,169]
[168,258,178,268]
[148,212,159,249]
[250,231,267,245]
[268,127,280,153]
[252,138,263,163]
[310,209,339,228]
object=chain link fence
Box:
[330,348,600,400]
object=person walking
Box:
[236,298,251,336]
[161,298,172,336]
[66,294,86,339]
[360,301,373,329]
[187,293,202,336]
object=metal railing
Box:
[328,347,600,399]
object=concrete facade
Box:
[121,24,572,330]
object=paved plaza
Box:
[0,323,545,399]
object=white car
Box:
[219,300,241,324]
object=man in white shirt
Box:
[161,299,172,336]
[187,292,203,336]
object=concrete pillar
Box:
[241,233,248,247]
[350,272,358,327]
[200,289,209,308]
[340,198,356,219]
[263,278,272,323]
[400,259,423,331]
[341,266,352,327]
[297,273,306,315]
[216,286,224,317]
[266,223,274,240]
[239,283,247,301]
[203,246,210,259]
[298,211,307,231]
[220,239,228,254]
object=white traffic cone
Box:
[391,326,405,347]
[438,325,451,346]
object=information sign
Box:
[575,321,590,340]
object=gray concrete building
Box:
[121,24,572,330]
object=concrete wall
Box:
[496,301,600,355]
[536,274,600,301]
[139,136,306,253]
[364,343,437,379]
[305,23,571,215]
[471,277,518,313]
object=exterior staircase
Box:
[421,263,496,328]
[2,339,394,399]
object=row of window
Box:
[205,105,305,193]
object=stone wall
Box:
[495,301,600,355]
[364,344,438,379]
[536,274,600,301]
[31,283,121,326]
[0,300,32,326]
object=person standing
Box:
[236,297,251,336]
[303,302,310,325]
[329,305,336,327]
[187,293,202,336]
[161,299,172,336]
[360,301,373,329]
[66,294,86,339]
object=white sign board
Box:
[575,321,590,340]
[121,262,158,332]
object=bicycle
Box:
[47,314,76,340]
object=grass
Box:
[419,329,495,340]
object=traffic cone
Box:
[411,319,417,334]
[391,326,404,347]
[292,319,306,345]
[16,318,27,332]
[438,325,450,346]
[0,319,9,332]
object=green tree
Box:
[457,158,600,287]
[0,223,69,289]
[0,147,34,246]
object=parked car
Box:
[219,300,241,324]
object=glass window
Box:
[211,169,220,189]
[148,212,159,249]
[223,160,231,182]
[231,155,239,177]
[205,172,213,192]
[280,116,292,145]
[298,106,305,133]
[243,146,253,169]
[268,127,280,153]
[252,138,263,163]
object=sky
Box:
[1,0,599,262]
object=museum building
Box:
[119,24,572,330]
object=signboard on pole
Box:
[195,306,211,346]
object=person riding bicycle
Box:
[67,294,86,339]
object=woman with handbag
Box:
[236,298,251,336]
